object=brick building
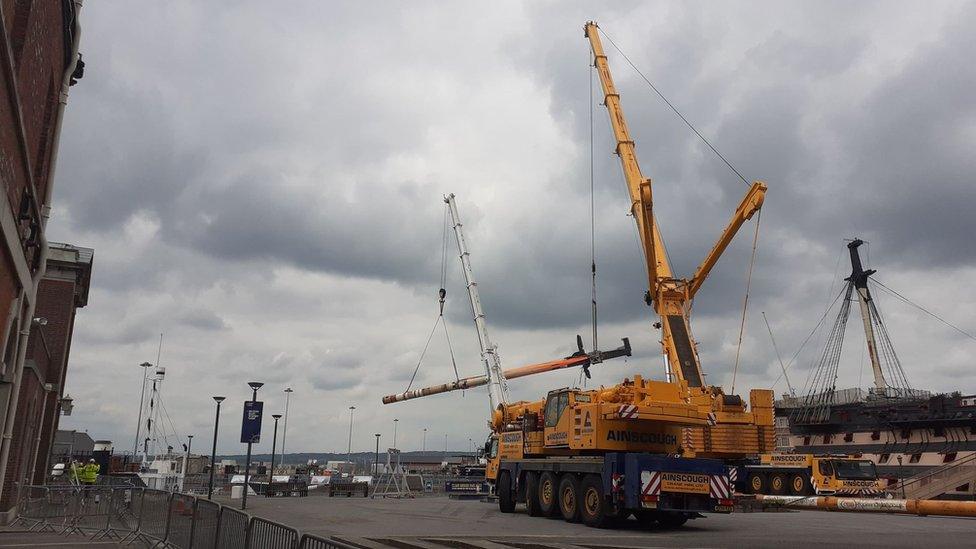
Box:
[0,243,91,512]
[0,0,83,518]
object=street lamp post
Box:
[347,406,356,466]
[423,428,427,452]
[132,362,152,458]
[267,414,282,498]
[208,396,225,500]
[281,388,293,466]
[181,435,193,493]
[393,418,399,449]
[374,433,381,476]
[241,382,263,511]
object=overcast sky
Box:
[54,1,976,457]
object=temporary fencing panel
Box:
[192,499,221,548]
[123,488,171,545]
[63,487,114,536]
[14,484,343,548]
[14,486,54,532]
[216,506,249,549]
[44,487,76,533]
[248,516,299,549]
[166,492,197,547]
[108,487,142,538]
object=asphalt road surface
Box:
[225,494,976,548]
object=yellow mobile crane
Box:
[585,21,774,459]
[388,24,774,528]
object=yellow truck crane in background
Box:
[739,454,885,497]
[584,21,775,460]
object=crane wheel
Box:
[580,474,611,528]
[747,472,765,494]
[538,472,560,517]
[524,472,542,516]
[497,471,516,513]
[789,473,810,495]
[558,474,582,523]
[770,473,787,495]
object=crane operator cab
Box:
[484,434,499,483]
[544,389,574,448]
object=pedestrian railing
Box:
[11,484,360,548]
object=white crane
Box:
[444,193,510,411]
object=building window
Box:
[822,434,833,444]
[803,436,811,446]
[843,433,854,442]
[934,427,946,437]
[870,431,881,441]
[943,452,957,463]
[879,453,891,464]
[900,428,911,440]
[909,453,922,464]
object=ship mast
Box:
[846,239,887,395]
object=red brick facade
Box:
[0,0,82,517]
[0,245,91,510]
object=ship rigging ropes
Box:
[404,204,461,394]
[791,277,915,426]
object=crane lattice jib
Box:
[584,22,766,388]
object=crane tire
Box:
[770,472,788,495]
[497,471,516,513]
[747,472,765,494]
[538,471,560,517]
[789,473,810,495]
[558,474,582,523]
[580,474,612,528]
[524,472,542,516]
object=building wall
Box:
[0,247,89,510]
[0,0,80,517]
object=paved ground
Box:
[223,494,976,548]
[0,530,116,548]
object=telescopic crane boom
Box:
[445,193,510,412]
[585,21,773,457]
[381,194,632,408]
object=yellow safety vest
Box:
[80,463,99,483]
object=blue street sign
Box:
[241,401,263,443]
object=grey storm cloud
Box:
[50,1,976,454]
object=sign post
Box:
[241,382,264,510]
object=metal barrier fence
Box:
[12,484,359,549]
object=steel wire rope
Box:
[589,42,598,360]
[730,209,763,394]
[405,317,441,393]
[597,27,750,187]
[404,204,463,394]
[872,279,976,342]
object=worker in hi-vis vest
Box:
[80,459,99,485]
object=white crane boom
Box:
[445,193,510,411]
